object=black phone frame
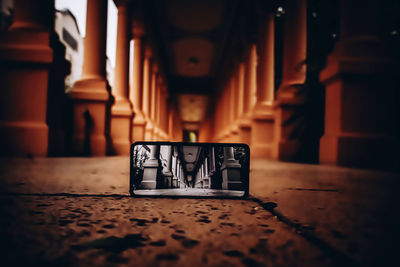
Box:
[130,141,250,198]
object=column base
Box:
[153,127,160,141]
[161,171,173,188]
[238,116,252,146]
[71,133,107,156]
[202,176,210,189]
[110,100,133,155]
[68,79,110,156]
[144,121,154,141]
[132,110,147,142]
[162,174,172,188]
[273,85,318,162]
[221,162,243,190]
[229,123,240,143]
[0,122,48,156]
[319,37,398,170]
[320,134,399,171]
[0,31,52,157]
[222,129,231,143]
[142,159,159,189]
[172,178,178,188]
[251,104,275,158]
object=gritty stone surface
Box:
[250,160,400,266]
[0,157,399,266]
[0,196,335,266]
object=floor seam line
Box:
[249,196,358,266]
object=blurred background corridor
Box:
[0,0,399,170]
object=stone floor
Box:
[0,157,399,266]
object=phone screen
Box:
[130,142,249,197]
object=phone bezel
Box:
[130,141,250,198]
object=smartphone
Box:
[130,142,250,198]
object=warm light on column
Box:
[250,10,276,158]
[142,45,152,117]
[131,20,145,112]
[68,0,110,156]
[113,2,131,105]
[237,63,245,117]
[243,45,257,114]
[229,76,235,124]
[257,12,275,105]
[81,0,108,81]
[150,63,159,122]
[109,0,133,155]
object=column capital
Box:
[132,19,145,38]
[144,43,153,59]
[152,62,159,73]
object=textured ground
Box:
[0,157,399,266]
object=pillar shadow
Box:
[83,109,94,156]
[46,31,71,157]
[105,83,114,155]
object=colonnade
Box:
[194,154,211,189]
[0,0,55,156]
[199,0,398,170]
[68,0,182,155]
[141,145,185,189]
[0,0,398,170]
[0,0,182,157]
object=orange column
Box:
[150,64,158,122]
[319,0,399,170]
[143,44,153,141]
[229,76,236,126]
[142,45,152,117]
[131,19,147,141]
[251,12,275,158]
[214,96,220,142]
[230,67,241,142]
[238,45,257,145]
[68,0,110,156]
[160,83,168,140]
[233,62,246,143]
[237,63,245,119]
[273,0,309,162]
[222,83,230,141]
[227,76,234,141]
[110,1,133,155]
[167,103,173,141]
[246,45,257,113]
[279,1,306,93]
[149,63,158,140]
[0,0,54,156]
[154,75,162,140]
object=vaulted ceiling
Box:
[144,0,240,131]
[181,145,201,173]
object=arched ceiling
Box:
[181,145,201,173]
[147,0,240,130]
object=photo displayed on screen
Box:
[131,143,249,197]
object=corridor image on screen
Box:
[131,143,249,197]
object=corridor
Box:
[0,0,398,170]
